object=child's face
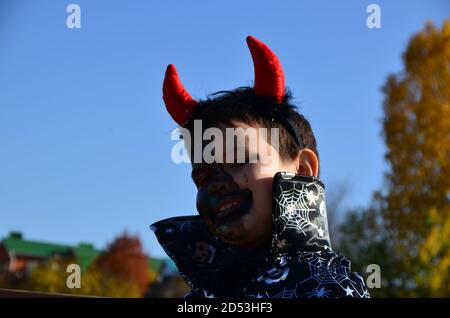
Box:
[191,120,304,250]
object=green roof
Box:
[1,232,169,273]
[3,237,73,258]
[72,244,102,271]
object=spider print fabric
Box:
[151,177,370,298]
[272,175,332,254]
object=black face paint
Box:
[194,163,253,238]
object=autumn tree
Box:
[73,264,142,297]
[380,20,450,296]
[23,255,76,294]
[335,20,449,298]
[95,232,150,296]
[22,253,142,297]
[15,233,151,297]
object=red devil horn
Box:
[163,64,199,125]
[246,36,285,103]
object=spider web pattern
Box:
[270,286,298,298]
[297,256,341,285]
[274,182,323,236]
[244,253,370,298]
[296,254,367,297]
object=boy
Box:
[151,36,370,298]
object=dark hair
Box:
[183,87,319,169]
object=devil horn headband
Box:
[162,36,285,126]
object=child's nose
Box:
[208,167,239,195]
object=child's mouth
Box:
[214,193,252,221]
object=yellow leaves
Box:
[404,20,450,78]
[24,256,75,294]
[419,209,443,260]
[148,269,158,286]
[23,258,143,297]
[417,208,450,296]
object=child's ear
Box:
[297,148,319,177]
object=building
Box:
[0,231,176,280]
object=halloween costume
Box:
[152,36,370,298]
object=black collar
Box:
[151,178,331,293]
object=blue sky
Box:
[0,0,448,258]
